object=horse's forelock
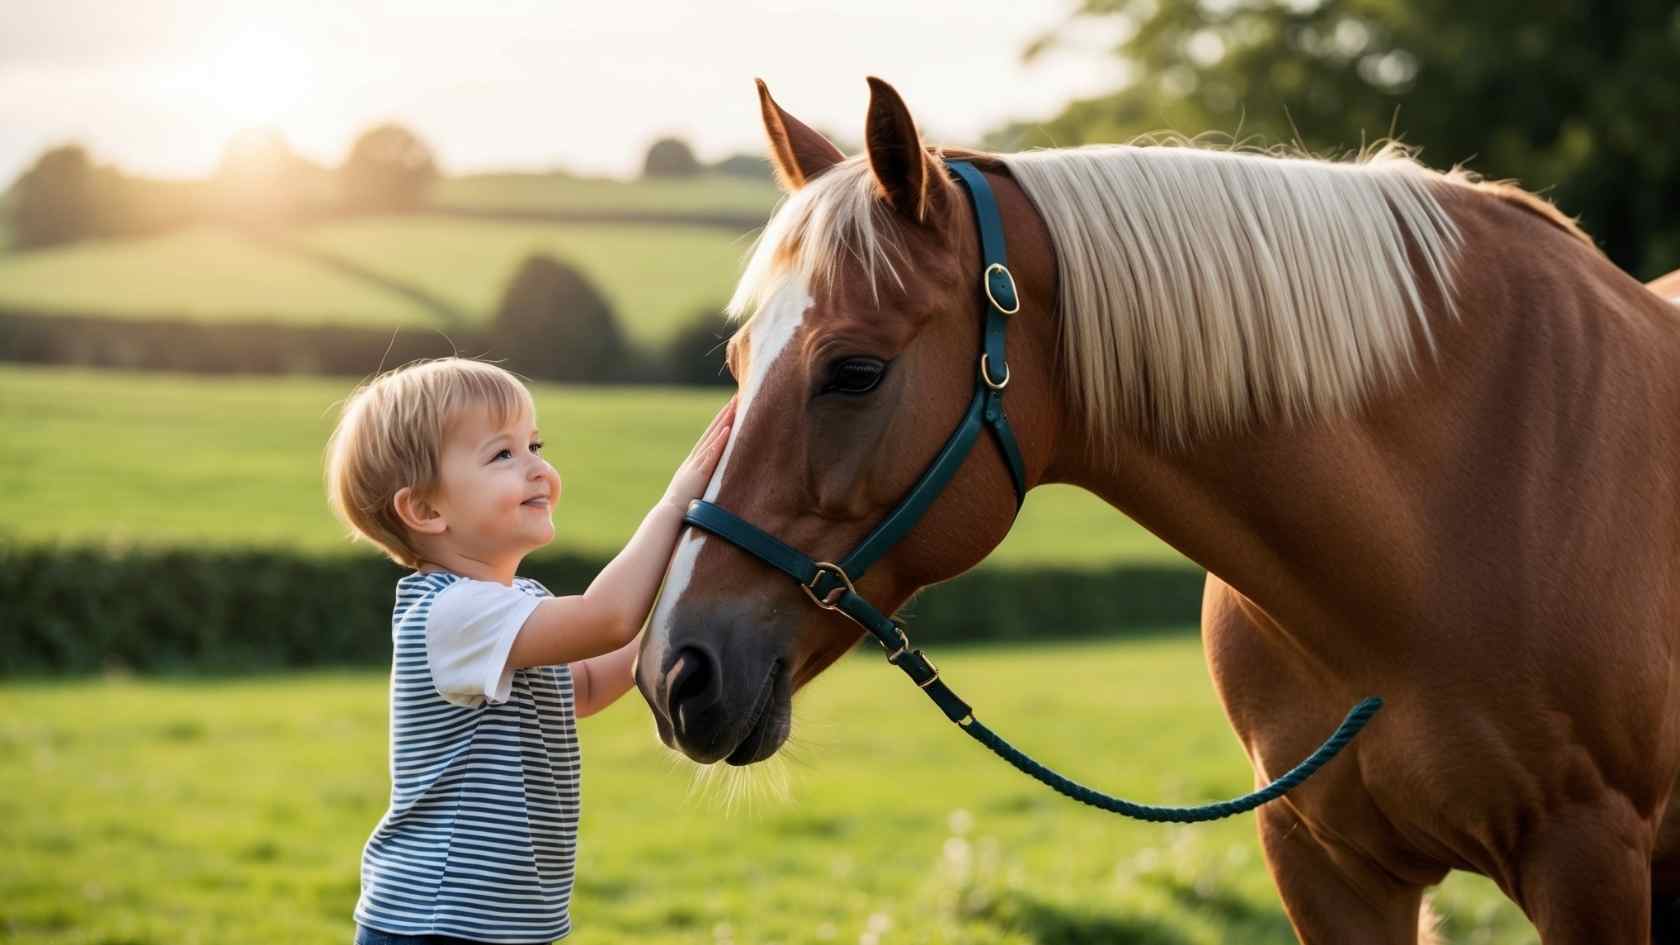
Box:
[728,157,911,327]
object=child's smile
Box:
[429,404,562,569]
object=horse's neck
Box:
[1064,416,1439,654]
[1048,189,1680,655]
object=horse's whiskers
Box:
[682,752,793,814]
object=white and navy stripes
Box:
[355,571,580,943]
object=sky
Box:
[0,0,1131,184]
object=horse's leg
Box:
[1258,801,1435,944]
[1508,807,1652,945]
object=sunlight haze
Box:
[0,0,1128,182]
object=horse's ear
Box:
[864,76,948,225]
[757,79,844,192]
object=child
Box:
[324,357,734,944]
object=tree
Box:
[10,145,101,248]
[491,254,630,382]
[340,123,437,213]
[213,128,332,224]
[1005,0,1680,279]
[642,137,701,178]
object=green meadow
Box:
[0,226,427,326]
[0,218,751,346]
[0,636,1535,945]
[0,365,1181,568]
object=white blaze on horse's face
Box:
[647,278,813,642]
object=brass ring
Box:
[980,354,1010,390]
[983,263,1021,315]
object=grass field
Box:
[430,172,778,217]
[0,636,1534,944]
[0,365,1183,567]
[0,218,752,346]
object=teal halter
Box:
[683,160,1381,821]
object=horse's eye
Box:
[821,357,886,395]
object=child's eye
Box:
[530,440,544,454]
[492,448,512,462]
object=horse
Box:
[634,76,1680,944]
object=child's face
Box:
[430,402,561,561]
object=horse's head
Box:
[636,78,1059,765]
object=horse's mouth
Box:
[724,659,786,766]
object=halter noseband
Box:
[680,160,1380,821]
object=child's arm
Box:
[570,633,641,718]
[505,397,736,670]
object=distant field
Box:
[0,226,431,326]
[0,218,753,346]
[0,365,1181,567]
[290,216,755,344]
[431,171,778,217]
[0,637,1532,945]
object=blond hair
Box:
[324,358,535,568]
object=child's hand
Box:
[663,397,737,508]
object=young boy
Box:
[324,357,734,944]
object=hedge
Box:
[0,306,734,385]
[0,308,496,378]
[0,542,1206,676]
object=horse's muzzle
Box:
[638,631,790,766]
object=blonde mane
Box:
[730,143,1465,451]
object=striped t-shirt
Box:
[355,570,580,943]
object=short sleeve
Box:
[425,578,543,707]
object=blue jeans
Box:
[355,926,546,945]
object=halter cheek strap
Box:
[679,160,1380,822]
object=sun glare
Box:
[198,31,313,128]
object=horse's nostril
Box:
[667,645,721,723]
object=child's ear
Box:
[393,486,447,535]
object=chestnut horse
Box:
[636,77,1680,944]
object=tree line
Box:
[997,0,1678,281]
[4,127,767,251]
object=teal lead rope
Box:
[960,695,1382,823]
[836,576,1386,823]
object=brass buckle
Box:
[802,561,855,610]
[884,619,912,663]
[984,263,1021,315]
[915,651,941,689]
[980,353,1010,390]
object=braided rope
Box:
[957,697,1383,823]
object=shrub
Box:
[490,253,630,382]
[642,137,701,178]
[661,308,735,386]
